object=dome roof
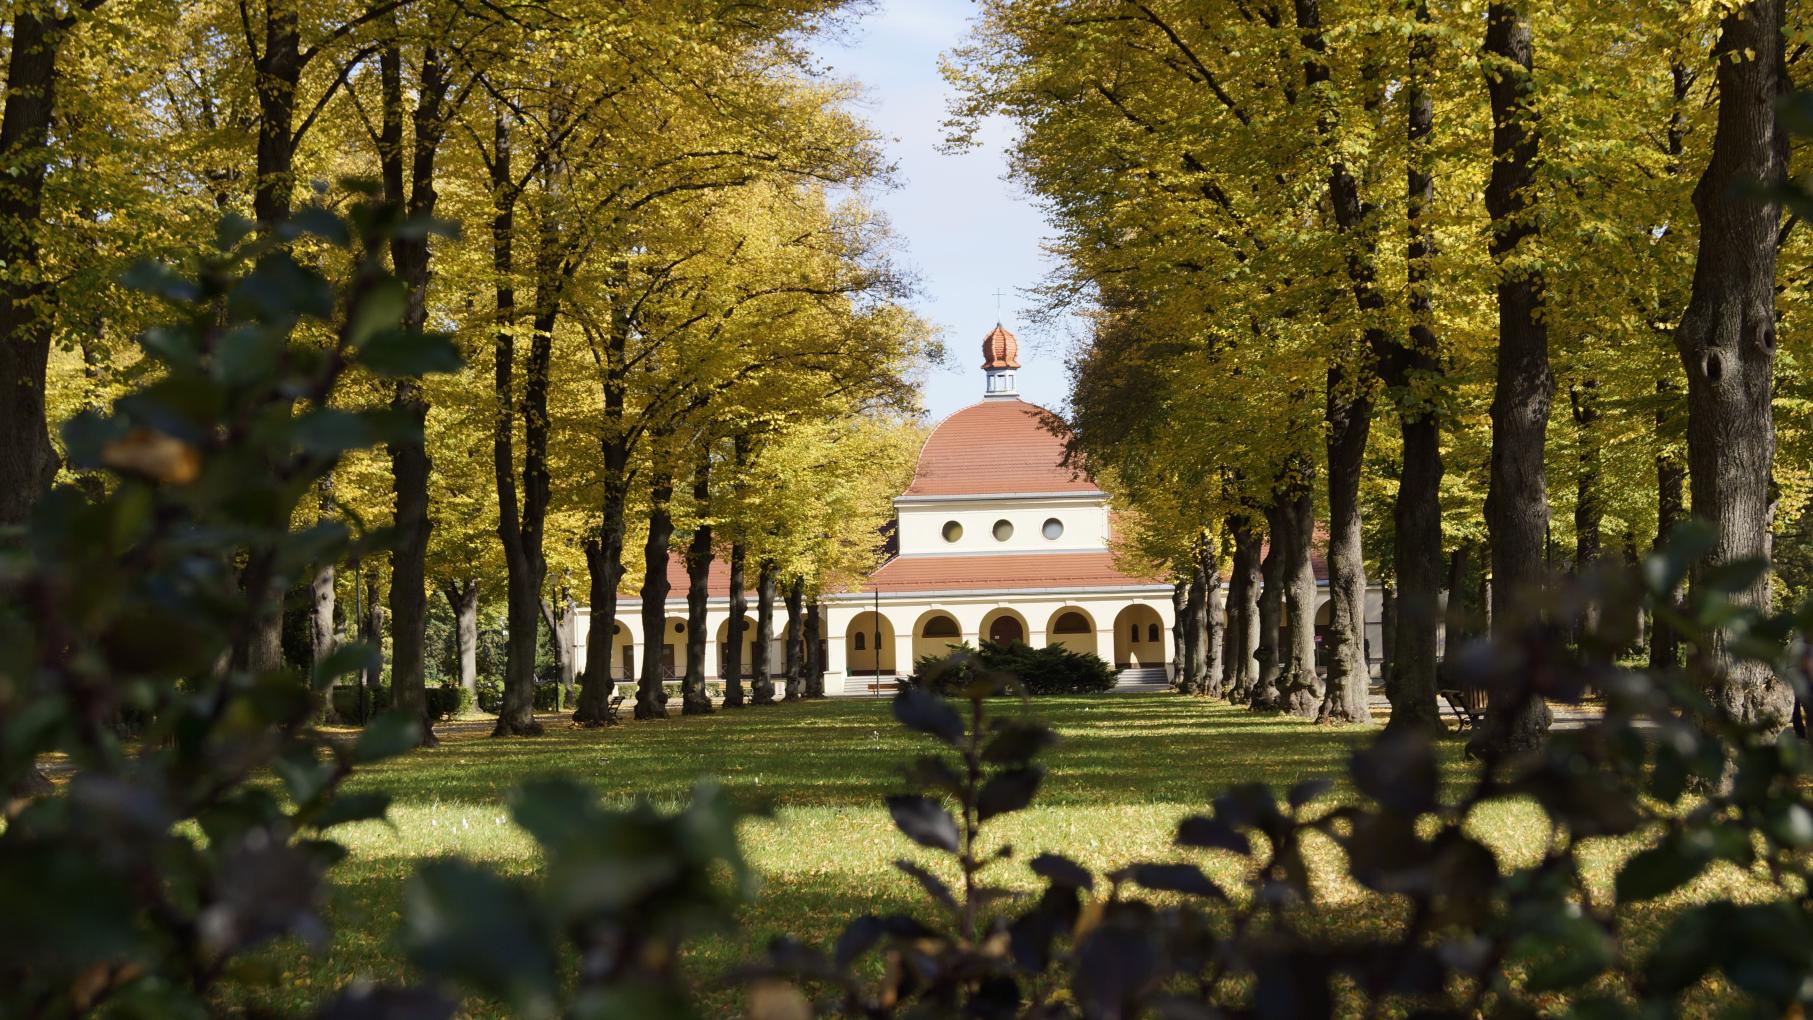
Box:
[902,399,1098,497]
[981,323,1020,370]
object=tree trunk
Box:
[1200,553,1224,698]
[576,256,632,725]
[1651,384,1686,672]
[379,33,450,750]
[805,601,825,697]
[444,579,478,701]
[1180,573,1203,694]
[1250,504,1286,711]
[1321,366,1372,724]
[363,571,385,715]
[311,563,337,668]
[637,477,674,720]
[1379,0,1447,738]
[1171,581,1190,691]
[682,458,714,716]
[783,576,805,700]
[539,593,576,705]
[751,560,778,704]
[0,10,71,529]
[723,542,748,707]
[1277,480,1323,718]
[1379,586,1396,697]
[1226,515,1262,703]
[490,113,545,737]
[1473,0,1555,758]
[1671,0,1789,730]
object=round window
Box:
[1042,517,1064,540]
[941,520,963,543]
[993,519,1014,541]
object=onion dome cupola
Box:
[981,322,1021,398]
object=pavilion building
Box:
[571,323,1378,694]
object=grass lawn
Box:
[230,693,1728,1017]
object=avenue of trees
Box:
[949,0,1813,755]
[0,0,934,748]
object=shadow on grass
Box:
[345,695,1470,810]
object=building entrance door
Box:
[988,616,1024,646]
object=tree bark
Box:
[379,32,450,750]
[1671,0,1789,730]
[1180,572,1203,694]
[1650,382,1685,672]
[1379,0,1447,738]
[783,576,805,700]
[723,542,748,707]
[0,8,74,528]
[751,560,778,704]
[1473,0,1555,757]
[539,592,575,705]
[1172,581,1190,691]
[805,601,825,697]
[681,459,715,716]
[1292,0,1375,727]
[1321,366,1372,724]
[444,578,478,701]
[1277,479,1323,718]
[575,265,632,725]
[311,563,337,668]
[1226,515,1262,703]
[1199,553,1224,699]
[1379,586,1396,697]
[636,476,674,720]
[362,571,385,715]
[1250,503,1287,711]
[490,113,545,737]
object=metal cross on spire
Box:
[992,288,1006,318]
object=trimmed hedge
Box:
[330,684,461,723]
[904,641,1120,696]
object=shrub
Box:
[474,673,504,714]
[330,682,393,722]
[0,196,459,1017]
[746,530,1813,1018]
[424,686,460,720]
[905,640,1119,695]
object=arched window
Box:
[1052,611,1090,635]
[922,615,960,638]
[854,632,866,651]
[1130,624,1140,642]
[1147,623,1160,643]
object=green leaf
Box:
[311,792,392,829]
[347,278,407,347]
[1616,835,1706,903]
[312,641,379,690]
[402,860,558,1014]
[357,329,463,378]
[354,711,423,763]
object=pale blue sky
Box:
[811,1,1079,422]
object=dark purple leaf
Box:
[1029,852,1095,891]
[886,794,960,852]
[896,859,959,912]
[978,767,1044,822]
[1176,815,1252,855]
[893,689,964,746]
[835,915,884,968]
[1129,863,1226,900]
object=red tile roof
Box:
[902,399,1098,497]
[981,323,1021,369]
[849,551,1167,594]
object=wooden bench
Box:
[1438,685,1489,730]
[606,693,625,725]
